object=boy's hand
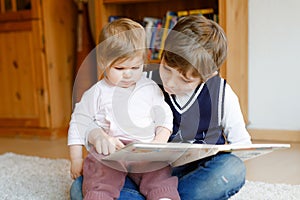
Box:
[70,158,83,179]
[152,126,171,143]
[89,128,125,155]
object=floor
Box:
[0,136,299,185]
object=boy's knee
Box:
[70,176,83,200]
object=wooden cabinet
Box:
[91,0,248,121]
[0,0,77,138]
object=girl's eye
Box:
[114,67,124,70]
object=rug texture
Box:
[0,153,72,200]
[0,152,299,200]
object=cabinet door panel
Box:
[0,22,48,127]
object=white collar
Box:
[170,84,204,114]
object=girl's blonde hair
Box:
[97,18,147,79]
[162,15,227,81]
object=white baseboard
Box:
[248,129,300,142]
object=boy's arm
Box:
[152,126,172,143]
[222,84,252,144]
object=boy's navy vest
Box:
[146,70,226,145]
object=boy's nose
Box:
[165,76,176,88]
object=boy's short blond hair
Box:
[97,18,147,74]
[162,15,227,81]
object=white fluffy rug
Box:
[0,152,300,200]
[231,181,300,200]
[0,153,73,200]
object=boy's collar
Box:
[204,71,219,82]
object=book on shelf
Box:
[158,11,177,59]
[102,142,291,167]
[144,17,160,47]
[108,15,124,22]
[177,8,216,22]
[150,19,163,60]
[108,8,217,60]
[143,8,217,60]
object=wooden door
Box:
[0,20,49,130]
[219,0,248,122]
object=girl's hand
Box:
[70,158,83,179]
[89,128,125,155]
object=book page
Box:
[102,143,290,167]
[219,143,291,161]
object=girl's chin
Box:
[117,81,134,87]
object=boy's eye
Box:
[163,65,171,71]
[181,76,196,83]
[114,67,124,70]
[181,78,192,83]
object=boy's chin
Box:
[164,87,175,95]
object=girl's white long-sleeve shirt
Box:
[68,76,173,149]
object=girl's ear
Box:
[98,68,106,80]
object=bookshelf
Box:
[91,0,248,122]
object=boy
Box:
[156,15,251,199]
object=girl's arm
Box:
[69,145,83,179]
[68,84,100,149]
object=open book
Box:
[102,143,290,167]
